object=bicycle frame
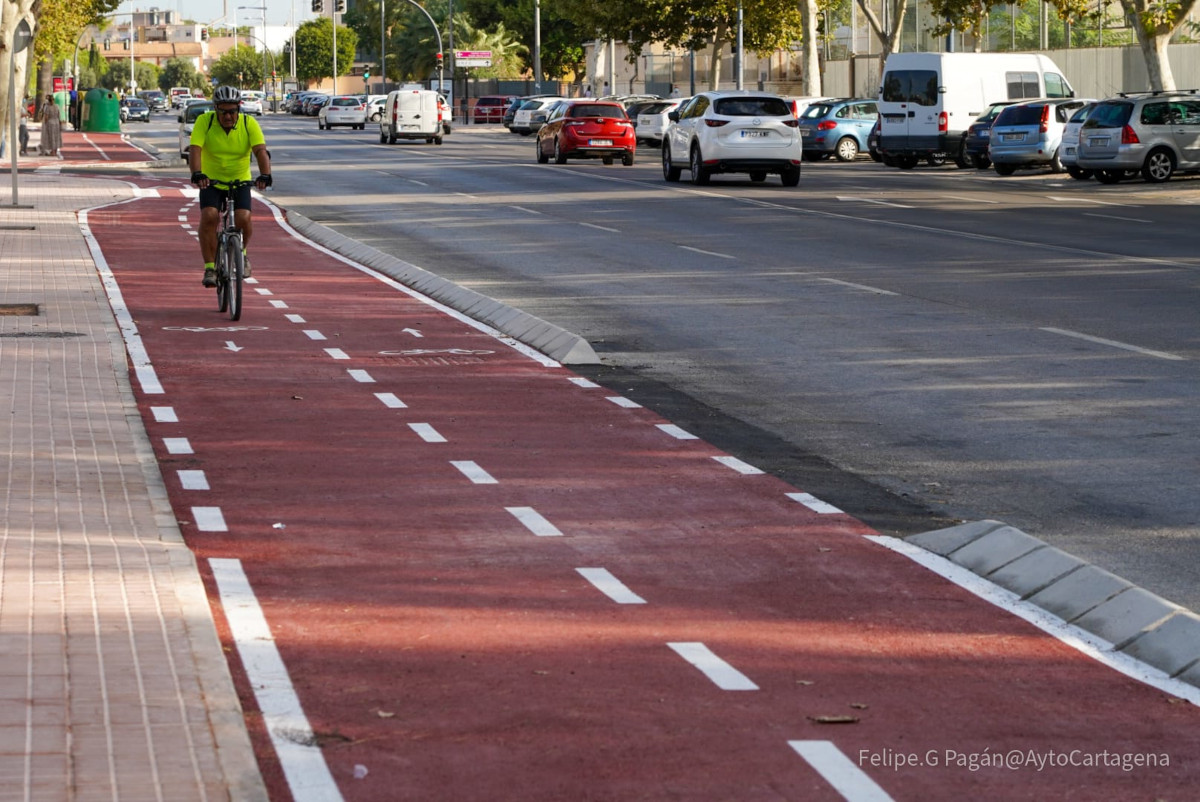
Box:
[209,179,254,321]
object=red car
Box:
[473,94,516,124]
[535,101,636,166]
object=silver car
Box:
[988,97,1093,175]
[1059,101,1098,180]
[1076,91,1200,183]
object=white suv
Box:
[662,91,802,186]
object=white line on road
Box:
[269,300,289,308]
[788,741,895,802]
[409,422,447,443]
[941,194,1000,205]
[511,205,543,215]
[712,455,764,475]
[657,423,699,440]
[374,392,407,408]
[679,245,736,259]
[285,314,306,323]
[209,559,343,802]
[324,348,349,360]
[506,506,563,537]
[836,196,914,209]
[1083,212,1152,224]
[667,642,759,690]
[348,369,375,383]
[569,377,600,388]
[606,396,642,409]
[1040,327,1184,360]
[819,278,899,296]
[177,470,209,491]
[1046,195,1133,207]
[787,492,844,514]
[452,460,498,484]
[303,330,327,340]
[255,288,274,296]
[151,406,178,423]
[191,507,227,532]
[163,437,193,455]
[580,222,620,233]
[576,568,646,604]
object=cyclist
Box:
[189,85,272,287]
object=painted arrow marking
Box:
[224,341,243,352]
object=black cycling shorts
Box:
[198,183,253,211]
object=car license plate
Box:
[1089,136,1110,146]
[980,130,990,139]
[741,130,769,138]
[402,124,418,130]
[1065,146,1076,156]
[589,139,612,146]
[800,130,812,138]
[1003,133,1023,142]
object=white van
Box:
[877,52,1074,168]
[379,89,444,145]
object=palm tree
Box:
[390,11,526,81]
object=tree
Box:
[294,16,357,83]
[158,57,204,93]
[459,0,590,81]
[856,0,910,66]
[926,0,1001,51]
[1114,0,1198,88]
[212,45,265,88]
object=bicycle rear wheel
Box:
[215,235,229,313]
[226,234,243,321]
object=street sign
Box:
[454,50,492,59]
[454,49,492,68]
[13,19,33,53]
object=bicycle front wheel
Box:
[215,237,229,313]
[226,234,244,321]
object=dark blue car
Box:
[796,98,878,162]
[959,101,1017,169]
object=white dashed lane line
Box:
[789,741,895,802]
[269,300,288,308]
[787,492,844,515]
[177,470,209,491]
[679,245,736,259]
[712,455,764,475]
[303,330,327,340]
[576,568,646,604]
[408,422,447,443]
[1040,327,1184,360]
[374,392,407,408]
[606,396,642,409]
[657,423,698,440]
[347,368,375,383]
[285,313,306,323]
[151,406,178,423]
[506,506,563,537]
[163,437,193,454]
[667,642,759,691]
[568,377,599,388]
[324,348,350,360]
[451,460,498,485]
[191,507,228,532]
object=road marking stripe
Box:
[657,423,698,440]
[269,300,289,308]
[452,460,497,484]
[409,423,447,443]
[836,195,913,209]
[580,222,620,232]
[511,205,543,215]
[374,392,407,408]
[789,741,895,802]
[606,396,642,408]
[942,194,1000,204]
[135,366,164,394]
[1046,195,1132,207]
[679,245,736,259]
[819,278,898,296]
[177,215,188,222]
[324,348,349,360]
[163,437,193,455]
[245,277,259,285]
[1040,327,1184,360]
[209,559,343,801]
[506,506,563,537]
[303,330,326,340]
[285,313,306,323]
[667,642,759,690]
[348,369,375,383]
[787,492,843,514]
[576,568,646,603]
[713,455,764,475]
[177,470,209,491]
[192,507,227,532]
[569,377,600,388]
[151,406,178,423]
[1083,212,1152,223]
[255,288,274,296]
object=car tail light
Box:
[1039,104,1051,133]
[782,118,799,128]
[817,120,837,131]
[705,119,730,127]
[1122,125,1140,144]
[938,111,948,132]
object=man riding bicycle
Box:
[189,85,272,287]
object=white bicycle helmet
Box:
[213,85,241,104]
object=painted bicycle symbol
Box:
[380,348,496,356]
[162,326,269,333]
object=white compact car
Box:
[319,95,368,130]
[662,91,802,186]
[239,91,264,115]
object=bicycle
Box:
[209,179,256,321]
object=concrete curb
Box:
[282,209,601,365]
[908,520,1200,688]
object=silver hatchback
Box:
[988,97,1093,175]
[1076,91,1200,183]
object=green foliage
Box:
[459,0,590,79]
[212,46,267,87]
[294,17,359,82]
[158,59,205,93]
[33,0,123,65]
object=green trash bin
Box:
[80,88,121,132]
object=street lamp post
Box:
[239,5,269,94]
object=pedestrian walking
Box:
[18,101,31,155]
[583,84,593,98]
[39,94,62,156]
[669,84,681,99]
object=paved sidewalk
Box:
[0,173,266,799]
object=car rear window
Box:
[713,97,790,116]
[882,70,938,105]
[569,104,627,119]
[993,104,1046,126]
[800,103,834,119]
[332,98,358,107]
[1082,101,1133,129]
[640,102,674,115]
[1068,104,1095,123]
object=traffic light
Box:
[311,0,322,12]
[334,0,346,11]
[200,27,208,41]
[435,52,443,65]
[363,69,370,82]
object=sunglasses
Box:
[216,106,240,116]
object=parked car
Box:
[119,97,150,123]
[178,100,214,158]
[512,97,565,135]
[867,117,881,161]
[291,92,322,114]
[319,95,368,129]
[796,98,878,161]
[366,94,387,121]
[988,97,1093,175]
[1077,91,1200,183]
[635,99,685,147]
[535,100,636,165]
[1060,101,1099,180]
[475,95,517,124]
[958,101,1018,169]
[503,96,531,130]
[239,90,264,116]
[662,90,802,186]
[138,90,167,112]
[782,96,836,119]
[437,94,453,135]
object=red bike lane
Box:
[85,177,1199,801]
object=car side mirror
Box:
[668,111,680,122]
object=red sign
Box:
[53,77,76,92]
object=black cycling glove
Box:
[190,171,207,186]
[258,174,273,188]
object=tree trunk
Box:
[798,0,821,95]
[1,0,40,138]
[1133,24,1175,91]
[857,0,909,76]
[708,24,727,91]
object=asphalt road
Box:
[138,112,1200,611]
